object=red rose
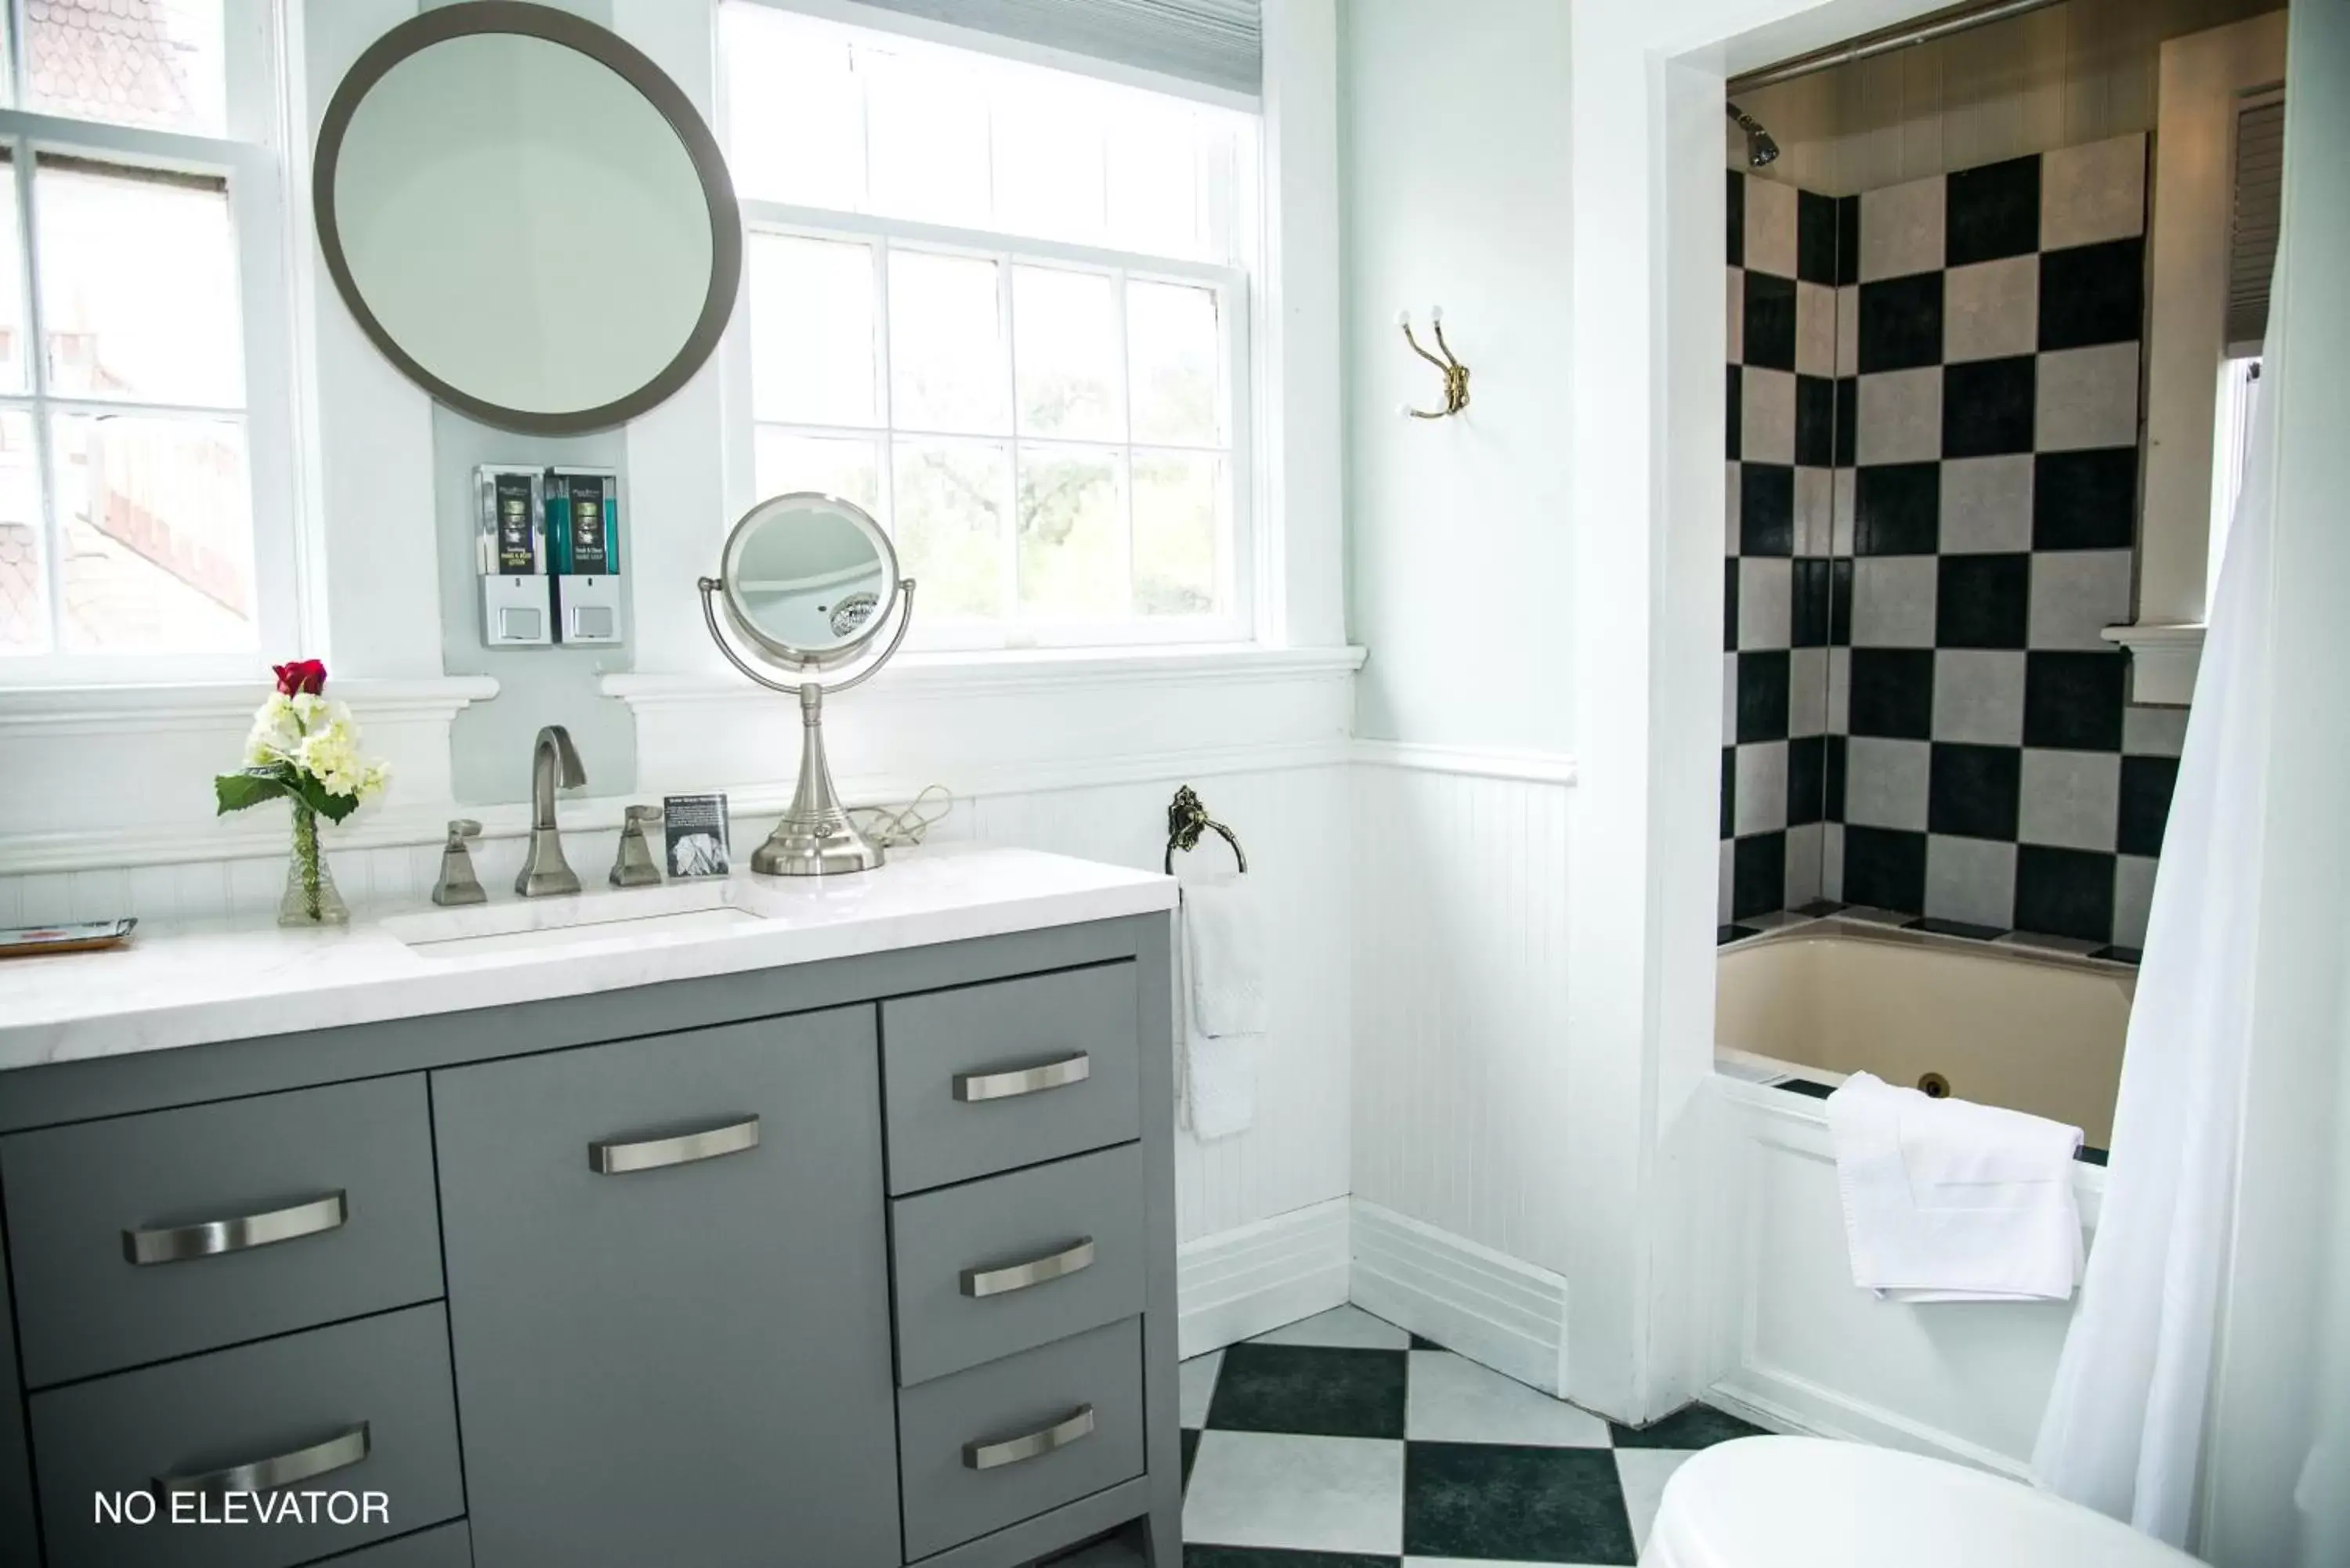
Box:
[273,659,327,696]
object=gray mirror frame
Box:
[313,1,743,435]
[718,492,906,669]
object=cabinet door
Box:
[432,1009,898,1568]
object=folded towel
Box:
[1180,876,1264,1140]
[1825,1071,2085,1303]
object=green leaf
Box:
[298,775,364,824]
[214,768,291,816]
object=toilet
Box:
[1643,1436,2204,1566]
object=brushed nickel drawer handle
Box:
[961,1237,1096,1299]
[155,1422,371,1498]
[962,1405,1094,1472]
[953,1053,1090,1104]
[121,1190,348,1266]
[590,1115,761,1175]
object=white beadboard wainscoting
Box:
[1701,1077,2105,1476]
[1349,746,1578,1277]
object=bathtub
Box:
[1698,919,2123,1477]
[1715,920,2135,1147]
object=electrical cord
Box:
[848,784,953,848]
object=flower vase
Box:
[279,803,349,927]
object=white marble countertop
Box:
[0,845,1175,1072]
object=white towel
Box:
[1180,876,1264,1140]
[1824,1071,2086,1303]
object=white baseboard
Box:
[1176,1198,1351,1360]
[1708,1365,2034,1479]
[1347,1200,1571,1396]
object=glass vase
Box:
[278,803,349,927]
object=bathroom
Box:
[0,0,2345,1565]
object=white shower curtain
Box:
[2025,344,2275,1543]
[2032,11,2350,1546]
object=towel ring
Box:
[1164,786,1247,876]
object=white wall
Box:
[1340,0,1574,755]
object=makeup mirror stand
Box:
[697,575,916,876]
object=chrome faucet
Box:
[515,724,586,898]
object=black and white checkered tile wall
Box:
[1723,134,2186,952]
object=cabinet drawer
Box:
[881,963,1141,1194]
[320,1522,470,1568]
[897,1317,1144,1561]
[891,1143,1144,1386]
[30,1302,465,1568]
[1,1076,444,1389]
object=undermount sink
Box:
[383,881,768,959]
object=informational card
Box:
[662,793,732,879]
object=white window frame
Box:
[0,0,301,686]
[717,0,1263,653]
[740,201,1253,650]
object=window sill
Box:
[0,676,500,732]
[602,643,1366,706]
[2101,623,2204,706]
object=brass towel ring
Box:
[1164,786,1247,876]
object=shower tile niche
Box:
[1722,133,2183,952]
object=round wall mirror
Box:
[721,495,902,666]
[314,2,740,434]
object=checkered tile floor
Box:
[1177,1306,1768,1566]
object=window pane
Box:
[754,431,880,514]
[52,413,253,653]
[0,157,23,394]
[992,88,1104,245]
[1128,281,1220,446]
[0,413,42,651]
[1018,451,1120,620]
[27,0,224,135]
[890,251,1005,434]
[38,158,242,406]
[865,48,989,229]
[1014,267,1119,443]
[895,440,1007,620]
[1133,453,1220,616]
[721,7,865,208]
[1106,103,1202,258]
[748,235,876,426]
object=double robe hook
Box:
[1397,306,1470,419]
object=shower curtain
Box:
[2024,334,2273,1544]
[2032,12,2350,1550]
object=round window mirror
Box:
[700,495,916,878]
[720,495,902,667]
[314,2,739,433]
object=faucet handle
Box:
[610,804,664,888]
[432,820,489,907]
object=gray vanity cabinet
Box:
[0,912,1178,1568]
[430,1006,901,1568]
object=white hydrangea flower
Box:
[244,693,302,766]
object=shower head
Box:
[1726,102,1780,168]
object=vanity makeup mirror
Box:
[701,495,916,876]
[313,2,739,433]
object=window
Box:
[720,4,1258,649]
[0,0,291,679]
[2208,354,2260,576]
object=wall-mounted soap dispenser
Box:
[547,466,624,646]
[475,465,552,646]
